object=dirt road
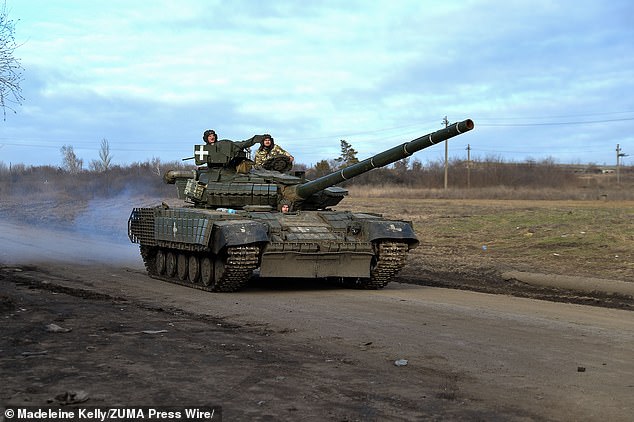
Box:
[1,219,633,421]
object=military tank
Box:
[128,119,474,292]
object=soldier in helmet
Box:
[278,199,293,213]
[203,129,217,144]
[254,134,294,167]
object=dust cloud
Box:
[0,192,162,268]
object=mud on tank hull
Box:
[128,206,419,292]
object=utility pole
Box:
[616,144,628,185]
[466,144,471,189]
[442,116,449,189]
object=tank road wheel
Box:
[188,255,200,283]
[200,257,213,286]
[165,251,177,278]
[155,249,166,275]
[177,253,188,281]
[212,255,226,291]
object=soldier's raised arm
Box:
[234,134,267,150]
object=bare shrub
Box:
[1,159,194,202]
[321,156,634,200]
[2,157,632,203]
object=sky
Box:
[1,0,633,169]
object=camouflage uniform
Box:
[254,143,292,167]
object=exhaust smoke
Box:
[0,191,161,268]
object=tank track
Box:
[213,246,261,292]
[139,245,260,292]
[139,241,407,292]
[351,241,409,289]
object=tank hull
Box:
[129,206,418,292]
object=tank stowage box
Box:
[129,119,474,292]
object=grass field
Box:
[337,195,634,283]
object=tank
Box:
[128,119,474,292]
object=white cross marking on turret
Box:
[195,145,209,161]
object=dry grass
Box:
[336,196,634,282]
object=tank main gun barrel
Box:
[288,119,474,200]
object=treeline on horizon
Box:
[0,156,632,201]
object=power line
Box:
[2,111,632,160]
[475,110,634,121]
[471,148,609,154]
[2,110,634,145]
[332,111,634,137]
[478,117,634,127]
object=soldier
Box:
[278,199,293,213]
[203,129,217,144]
[199,130,269,172]
[202,129,265,150]
[254,134,294,167]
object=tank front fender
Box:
[211,220,270,254]
[365,221,419,247]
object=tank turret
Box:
[165,119,474,211]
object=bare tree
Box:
[0,1,24,119]
[150,156,161,176]
[61,145,83,174]
[90,138,113,172]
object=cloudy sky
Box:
[1,0,633,168]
